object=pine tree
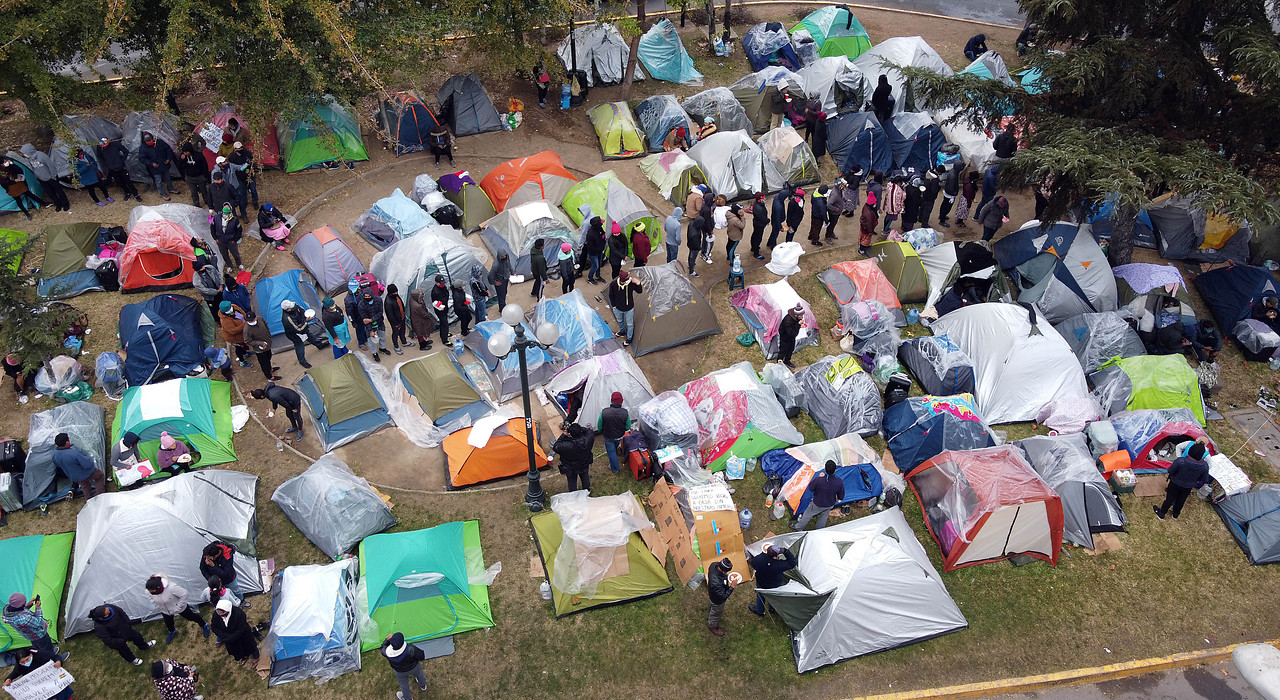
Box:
[0,235,80,375]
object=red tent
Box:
[479,151,578,212]
[193,105,281,170]
[119,218,197,293]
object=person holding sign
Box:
[4,647,73,700]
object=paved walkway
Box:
[993,662,1260,700]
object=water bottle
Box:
[907,308,920,325]
[453,337,465,356]
[539,581,552,600]
[746,456,757,472]
[276,439,284,452]
[731,255,743,274]
[739,509,753,530]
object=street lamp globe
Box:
[486,331,513,358]
[500,303,525,327]
[535,322,560,347]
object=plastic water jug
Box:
[560,84,571,109]
[739,509,753,530]
[731,255,743,274]
[452,338,465,356]
[907,308,920,324]
[539,581,552,600]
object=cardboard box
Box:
[647,480,700,584]
[1134,474,1168,498]
[693,510,752,584]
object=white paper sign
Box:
[654,445,684,464]
[687,482,735,513]
[198,122,224,148]
[5,662,74,700]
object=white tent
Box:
[759,126,820,193]
[556,23,645,86]
[919,241,1004,312]
[266,559,362,687]
[747,507,967,673]
[545,349,655,429]
[369,223,492,300]
[796,56,868,114]
[853,36,953,116]
[479,200,577,277]
[65,470,262,636]
[686,130,763,200]
[929,303,1089,424]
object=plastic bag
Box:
[94,351,127,400]
[725,456,746,480]
[35,355,85,395]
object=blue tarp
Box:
[1194,264,1280,331]
[760,449,882,512]
[637,20,703,85]
[882,394,996,474]
[118,294,210,385]
[826,112,892,178]
[1088,199,1156,248]
[886,113,945,174]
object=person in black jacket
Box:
[178,143,209,208]
[596,390,631,473]
[938,165,961,228]
[357,284,387,361]
[382,632,428,700]
[90,603,156,665]
[251,382,304,440]
[768,185,792,248]
[384,284,409,354]
[793,461,846,530]
[278,300,312,368]
[777,304,803,368]
[95,136,140,202]
[607,272,643,348]
[198,542,244,600]
[6,647,72,698]
[919,168,941,228]
[785,190,805,242]
[429,275,452,345]
[450,280,473,338]
[210,600,257,666]
[901,177,923,232]
[207,171,235,213]
[553,421,596,493]
[138,132,176,200]
[488,253,514,308]
[749,192,769,259]
[807,186,829,246]
[963,33,988,61]
[344,280,368,349]
[811,111,829,160]
[747,544,797,615]
[870,74,893,124]
[686,215,706,277]
[992,128,1018,160]
[1155,443,1212,520]
[582,218,607,284]
[530,239,549,301]
[607,223,629,280]
[706,558,735,636]
[210,205,243,270]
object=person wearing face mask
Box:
[357,284,387,362]
[279,300,312,368]
[430,275,452,345]
[210,205,243,270]
[451,280,474,337]
[5,646,73,699]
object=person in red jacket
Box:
[630,223,651,267]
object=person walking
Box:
[687,215,706,277]
[320,298,351,359]
[806,186,828,246]
[881,176,905,233]
[785,189,805,243]
[597,391,631,474]
[768,185,792,249]
[53,433,106,500]
[706,558,736,637]
[1154,443,1212,520]
[243,313,281,381]
[956,170,977,228]
[749,192,768,259]
[553,421,596,493]
[777,304,803,368]
[746,544,797,615]
[2,593,66,661]
[664,207,684,264]
[210,205,243,270]
[218,301,252,367]
[430,275,452,345]
[976,195,1010,241]
[178,143,209,208]
[384,285,409,355]
[90,603,156,665]
[279,300,312,368]
[139,133,176,200]
[152,659,203,700]
[557,243,578,295]
[210,600,258,667]
[408,290,436,351]
[607,222,629,279]
[19,144,70,212]
[488,252,514,308]
[974,163,1000,223]
[145,575,210,644]
[724,204,744,261]
[530,239,549,301]
[382,632,429,700]
[5,647,72,700]
[607,272,642,347]
[251,382,304,441]
[71,148,111,207]
[792,461,845,530]
[95,136,140,202]
[938,165,961,228]
[630,222,651,268]
[450,280,474,338]
[428,125,454,168]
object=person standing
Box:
[557,243,578,295]
[901,176,923,232]
[992,128,1018,161]
[597,391,631,474]
[90,603,156,665]
[553,420,595,493]
[767,185,791,249]
[607,272,642,347]
[938,165,961,228]
[826,177,856,240]
[384,285,409,355]
[279,300,312,368]
[228,142,257,213]
[747,544,797,615]
[382,632,429,700]
[785,189,805,243]
[630,223,651,268]
[210,600,258,667]
[152,659,203,700]
[580,218,606,285]
[974,163,1000,223]
[777,305,803,368]
[881,176,905,233]
[210,205,243,270]
[408,290,436,351]
[708,195,729,264]
[488,252,514,308]
[664,207,684,264]
[749,193,768,259]
[530,239,549,301]
[811,111,829,160]
[724,204,744,262]
[243,313,281,381]
[867,170,884,208]
[686,215,706,277]
[871,75,893,124]
[806,186,828,246]
[607,223,629,280]
[19,144,70,212]
[5,647,72,700]
[956,171,977,228]
[685,185,705,223]
[976,195,1010,242]
[95,136,140,202]
[706,558,735,637]
[211,156,244,218]
[178,143,209,208]
[139,133,176,200]
[428,125,454,169]
[430,275,452,345]
[802,94,821,144]
[72,148,111,207]
[1154,443,1212,520]
[207,171,234,214]
[919,167,941,228]
[218,301,252,367]
[792,461,845,530]
[450,280,474,338]
[468,267,491,321]
[251,382,305,441]
[2,593,65,661]
[320,298,351,359]
[535,60,551,109]
[53,433,106,500]
[768,87,787,130]
[145,575,210,644]
[357,283,388,361]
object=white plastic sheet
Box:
[767,241,804,276]
[549,491,650,598]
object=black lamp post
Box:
[487,303,560,512]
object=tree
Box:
[0,236,79,376]
[900,0,1280,264]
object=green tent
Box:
[872,241,929,304]
[39,222,98,277]
[1104,354,1206,425]
[358,521,494,650]
[792,6,872,60]
[561,172,661,256]
[588,102,645,160]
[397,351,491,426]
[563,171,621,227]
[278,96,370,173]
[0,533,73,651]
[111,378,237,484]
[442,181,498,233]
[1,228,28,273]
[297,352,392,451]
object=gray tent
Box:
[796,56,868,113]
[479,200,577,277]
[730,67,805,133]
[292,226,368,296]
[49,115,124,183]
[759,126,820,192]
[64,470,263,636]
[437,74,503,137]
[747,507,968,673]
[556,23,645,87]
[795,355,883,438]
[1054,311,1147,372]
[122,111,183,184]
[681,87,754,135]
[24,401,106,510]
[1147,195,1253,264]
[271,454,396,560]
[1215,486,1280,565]
[1017,433,1127,549]
[628,262,722,357]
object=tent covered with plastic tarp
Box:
[546,349,654,429]
[882,393,997,474]
[897,334,976,396]
[825,112,891,180]
[791,5,874,61]
[686,130,764,200]
[437,74,503,138]
[120,204,220,293]
[637,390,707,485]
[681,87,755,135]
[680,361,804,471]
[747,507,966,673]
[1147,194,1253,265]
[820,257,906,326]
[1054,311,1146,372]
[465,320,556,402]
[266,559,361,687]
[370,225,491,304]
[24,401,106,511]
[761,432,886,518]
[637,19,703,85]
[635,94,698,153]
[730,67,806,133]
[271,454,396,560]
[64,470,263,636]
[534,290,623,364]
[352,188,437,250]
[853,36,953,116]
[557,23,645,87]
[759,127,821,192]
[993,221,1117,324]
[296,353,392,451]
[1017,433,1127,549]
[1214,486,1280,565]
[1088,354,1206,424]
[730,279,820,359]
[638,149,707,204]
[628,262,722,356]
[743,22,804,71]
[795,355,883,438]
[49,115,123,181]
[479,200,576,277]
[796,56,868,113]
[887,112,945,174]
[122,111,183,183]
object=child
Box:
[955,171,978,228]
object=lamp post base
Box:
[525,470,545,512]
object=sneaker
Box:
[96,201,107,206]
[622,339,630,346]
[372,353,380,362]
[18,395,27,404]
[275,245,286,251]
[131,658,143,666]
[146,640,157,648]
[241,601,251,610]
[300,361,313,369]
[397,694,406,700]
[690,271,699,277]
[55,652,69,662]
[39,503,48,516]
[238,264,245,270]
[166,629,178,644]
[107,196,115,203]
[1152,506,1165,520]
[709,626,725,637]
[394,347,403,355]
[747,605,765,616]
[811,240,824,247]
[161,193,171,201]
[238,361,253,368]
[615,330,627,338]
[202,624,211,638]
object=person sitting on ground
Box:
[1191,320,1222,363]
[663,126,690,152]
[155,432,192,475]
[964,33,988,61]
[1017,23,1038,55]
[747,544,798,615]
[3,354,36,405]
[256,203,290,249]
[5,647,72,699]
[698,116,718,140]
[152,659,203,700]
[1252,296,1280,334]
[110,431,142,474]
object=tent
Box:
[64,470,262,636]
[819,258,906,325]
[557,23,645,87]
[251,268,324,353]
[795,355,883,438]
[882,393,996,474]
[563,170,622,226]
[118,293,216,386]
[563,173,661,254]
[759,127,821,193]
[296,354,391,451]
[376,91,441,156]
[293,226,367,295]
[1090,199,1157,250]
[1193,264,1280,332]
[193,104,281,170]
[49,115,123,182]
[1090,354,1206,424]
[637,19,703,85]
[24,402,106,511]
[352,188,438,250]
[897,335,976,396]
[0,158,43,212]
[638,150,707,204]
[792,5,873,61]
[480,152,578,212]
[464,320,556,402]
[119,205,216,293]
[530,492,670,618]
[853,37,953,116]
[628,262,722,356]
[907,445,1064,571]
[1215,486,1280,565]
[993,221,1117,324]
[534,290,623,363]
[930,303,1089,424]
[546,349,655,428]
[871,240,929,303]
[743,22,804,71]
[748,507,965,673]
[266,559,361,687]
[686,130,764,200]
[438,171,498,232]
[761,432,883,516]
[681,87,755,135]
[681,361,804,471]
[589,102,645,159]
[277,96,368,173]
[730,279,820,359]
[1017,433,1127,548]
[959,50,1015,85]
[825,112,891,180]
[370,225,492,310]
[919,241,1005,312]
[1111,408,1214,473]
[1114,262,1188,304]
[112,378,237,478]
[1148,195,1253,264]
[1054,311,1146,372]
[635,95,698,153]
[442,417,550,489]
[0,534,73,651]
[37,222,107,299]
[479,199,577,277]
[932,107,996,171]
[270,454,396,560]
[730,67,807,133]
[357,521,494,649]
[796,56,867,114]
[122,111,182,183]
[886,112,945,174]
[396,352,491,426]
[437,74,504,138]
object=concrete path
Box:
[993,662,1262,700]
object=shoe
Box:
[623,339,630,346]
[449,159,456,167]
[859,246,869,256]
[397,693,406,700]
[269,375,283,381]
[238,264,245,270]
[96,201,107,206]
[18,395,28,404]
[55,652,69,662]
[826,234,838,241]
[300,361,313,369]
[1153,506,1165,520]
[616,330,627,338]
[394,347,403,355]
[748,605,765,616]
[358,345,367,351]
[162,193,171,201]
[810,240,824,247]
[690,271,699,277]
[238,361,253,368]
[107,196,115,203]
[146,640,157,648]
[241,601,251,610]
[131,658,143,666]
[275,245,286,251]
[372,353,380,362]
[202,624,211,638]
[39,503,48,516]
[166,629,178,644]
[784,361,796,369]
[709,626,725,637]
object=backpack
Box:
[95,259,120,292]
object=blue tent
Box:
[1088,199,1156,249]
[886,112,945,174]
[743,22,802,71]
[533,290,620,363]
[252,268,323,352]
[465,320,557,402]
[760,450,881,512]
[118,294,215,386]
[882,394,996,474]
[1019,66,1047,94]
[296,353,392,451]
[634,94,697,153]
[637,19,703,85]
[1194,264,1280,331]
[826,112,891,178]
[0,157,45,214]
[267,559,361,687]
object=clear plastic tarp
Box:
[480,199,577,277]
[686,130,764,199]
[730,280,818,344]
[412,173,439,202]
[635,95,697,152]
[49,115,123,181]
[556,23,645,87]
[1111,407,1202,456]
[1055,311,1146,372]
[534,290,620,364]
[759,127,820,193]
[122,110,183,182]
[797,56,868,113]
[897,334,975,397]
[638,390,708,485]
[1017,433,1127,548]
[681,361,803,466]
[681,87,754,135]
[638,149,703,201]
[1034,396,1104,434]
[353,352,453,448]
[95,351,128,400]
[464,320,556,402]
[1234,319,1280,356]
[545,349,655,428]
[369,224,491,303]
[761,362,806,417]
[26,401,107,508]
[883,394,1001,474]
[127,203,213,244]
[270,454,397,560]
[795,355,884,438]
[791,28,819,66]
[742,23,793,67]
[35,355,86,396]
[265,558,361,687]
[549,491,651,599]
[353,189,435,243]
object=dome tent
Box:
[118,293,216,386]
[480,152,578,212]
[441,417,550,489]
[37,222,109,299]
[277,96,368,173]
[759,127,821,193]
[352,188,437,250]
[0,534,73,651]
[112,378,238,479]
[122,110,182,183]
[819,257,906,325]
[1089,354,1206,424]
[563,173,662,255]
[120,204,221,293]
[730,67,806,133]
[680,361,804,471]
[293,226,368,296]
[0,158,44,213]
[438,171,498,232]
[1054,311,1146,372]
[882,393,997,474]
[376,91,442,156]
[437,74,503,138]
[370,226,491,319]
[49,114,123,181]
[589,102,646,160]
[533,290,624,364]
[897,334,977,396]
[628,262,722,356]
[853,36,953,117]
[796,56,868,114]
[731,279,820,359]
[296,353,392,451]
[250,268,324,353]
[743,22,803,71]
[795,354,883,438]
[871,240,929,303]
[636,19,703,85]
[270,454,396,560]
[635,94,698,153]
[1147,194,1253,264]
[825,112,891,180]
[1215,487,1280,565]
[479,199,577,278]
[545,349,654,429]
[464,320,556,402]
[24,401,106,511]
[266,559,362,687]
[919,240,1005,312]
[686,130,764,200]
[993,221,1117,325]
[638,149,707,204]
[1111,408,1214,474]
[681,87,755,135]
[395,351,492,427]
[557,23,645,87]
[791,5,873,61]
[886,112,945,174]
[1017,433,1127,549]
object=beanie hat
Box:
[8,593,26,608]
[322,297,335,308]
[122,431,140,447]
[219,300,233,313]
[152,661,168,679]
[720,558,733,570]
[611,391,623,405]
[348,278,360,293]
[561,242,572,252]
[160,432,176,449]
[386,632,408,656]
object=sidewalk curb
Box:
[849,639,1278,699]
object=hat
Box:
[704,116,715,124]
[151,661,169,679]
[790,304,804,317]
[219,301,233,313]
[233,141,243,149]
[720,558,733,570]
[212,171,224,181]
[611,391,624,405]
[160,432,176,449]
[561,242,572,252]
[349,278,360,293]
[386,632,408,656]
[1190,443,1207,460]
[281,299,296,310]
[215,599,232,615]
[435,274,446,285]
[675,127,686,138]
[263,203,274,211]
[215,155,226,164]
[634,222,646,232]
[322,297,335,308]
[143,132,155,141]
[618,269,629,281]
[795,188,805,197]
[8,593,27,608]
[867,192,877,205]
[122,431,140,447]
[99,136,109,144]
[612,221,622,234]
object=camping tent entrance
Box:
[437,74,504,138]
[377,91,441,156]
[297,353,392,452]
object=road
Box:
[993,662,1262,700]
[634,0,1025,26]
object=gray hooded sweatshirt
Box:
[664,207,684,247]
[18,144,57,183]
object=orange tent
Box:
[119,218,198,293]
[442,418,551,489]
[479,151,578,212]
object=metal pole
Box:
[516,325,545,511]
